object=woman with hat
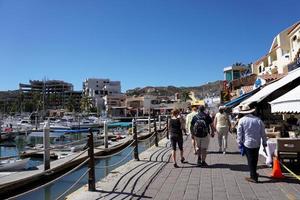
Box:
[214,105,231,154]
[236,104,267,183]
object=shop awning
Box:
[269,85,300,113]
[224,90,257,108]
[240,68,300,105]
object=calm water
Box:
[0,133,152,200]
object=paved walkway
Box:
[67,134,300,200]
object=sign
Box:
[220,90,230,103]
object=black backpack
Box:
[192,114,209,138]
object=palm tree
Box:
[181,91,192,102]
[80,96,93,113]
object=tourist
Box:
[169,109,186,168]
[236,104,267,183]
[191,105,214,167]
[214,106,231,154]
[185,104,198,154]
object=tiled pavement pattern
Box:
[68,134,300,200]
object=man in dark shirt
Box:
[191,105,214,167]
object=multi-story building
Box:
[83,78,125,115]
[287,22,300,71]
[19,80,81,112]
[253,21,300,75]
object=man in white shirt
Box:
[185,105,198,154]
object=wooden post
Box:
[104,121,108,149]
[148,116,151,134]
[154,119,158,147]
[88,129,96,191]
[166,116,169,139]
[43,120,50,171]
[158,115,161,130]
[133,118,139,161]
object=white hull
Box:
[0,158,30,171]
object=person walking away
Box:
[185,104,198,154]
[214,106,231,154]
[191,105,214,167]
[237,104,267,183]
[169,109,186,168]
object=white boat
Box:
[0,158,30,171]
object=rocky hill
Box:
[126,80,222,99]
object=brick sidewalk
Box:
[68,134,300,200]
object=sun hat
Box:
[239,104,255,114]
[219,105,226,110]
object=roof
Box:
[269,85,300,113]
[224,92,254,108]
[240,68,300,105]
[259,73,286,82]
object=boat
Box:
[0,158,30,171]
[0,131,16,142]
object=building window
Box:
[95,90,99,95]
[96,85,98,87]
[258,66,262,73]
[292,35,297,41]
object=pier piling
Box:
[154,119,158,147]
[43,120,50,171]
[133,118,139,161]
[166,116,169,139]
[104,121,108,149]
[88,129,96,191]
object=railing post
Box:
[166,116,169,139]
[133,118,139,161]
[154,119,158,147]
[158,115,161,130]
[104,120,108,149]
[88,129,96,191]
[148,116,151,134]
[43,120,50,171]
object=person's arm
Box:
[260,120,267,147]
[213,114,217,131]
[236,120,244,145]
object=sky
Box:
[0,0,300,92]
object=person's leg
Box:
[217,127,222,152]
[223,128,229,153]
[178,137,185,162]
[253,148,259,180]
[192,135,197,154]
[244,147,257,181]
[194,137,201,165]
[201,136,210,166]
[170,138,178,167]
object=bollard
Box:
[88,129,96,191]
[166,116,169,139]
[43,120,50,171]
[104,121,108,149]
[148,116,151,134]
[158,115,161,130]
[154,119,158,147]
[133,119,139,161]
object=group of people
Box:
[168,103,267,183]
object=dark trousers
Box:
[244,146,259,180]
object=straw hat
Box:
[239,104,255,114]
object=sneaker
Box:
[181,157,187,163]
[245,177,258,183]
[173,163,179,168]
[223,151,226,154]
[201,161,208,167]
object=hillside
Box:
[126,80,222,99]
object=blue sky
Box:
[0,0,299,92]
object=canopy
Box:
[224,89,258,108]
[240,68,300,105]
[269,85,300,113]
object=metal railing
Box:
[4,115,170,199]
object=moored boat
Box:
[0,158,30,171]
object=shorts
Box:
[194,135,210,150]
[170,136,183,151]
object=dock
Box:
[67,134,300,200]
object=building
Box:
[223,64,249,82]
[83,78,125,115]
[19,80,81,112]
[253,21,300,75]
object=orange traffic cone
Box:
[271,157,284,178]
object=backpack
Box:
[192,114,209,138]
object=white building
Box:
[253,21,300,75]
[83,78,124,115]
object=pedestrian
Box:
[191,105,214,167]
[169,109,186,168]
[237,104,267,183]
[214,106,231,154]
[185,104,198,154]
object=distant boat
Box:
[0,158,30,171]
